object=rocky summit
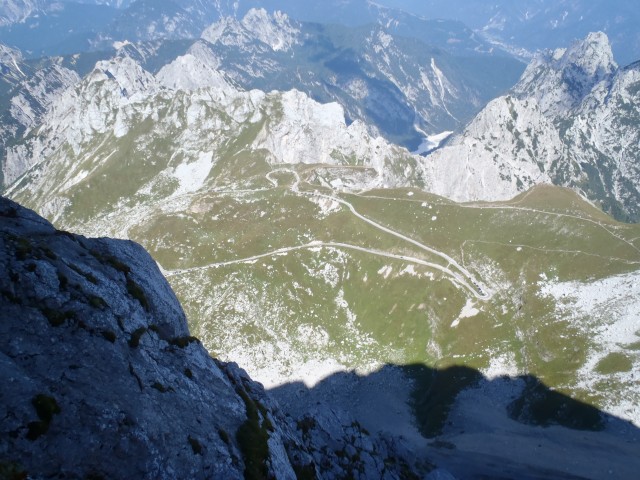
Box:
[0,196,423,479]
[425,32,640,222]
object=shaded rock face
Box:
[0,196,424,479]
[0,196,256,478]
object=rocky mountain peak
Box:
[200,15,240,45]
[241,8,300,51]
[201,8,300,52]
[0,54,155,188]
[515,31,617,117]
[155,41,231,92]
[89,55,157,99]
[426,31,640,221]
[560,31,617,80]
[112,41,151,66]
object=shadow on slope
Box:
[404,364,608,436]
[269,363,640,479]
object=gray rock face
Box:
[0,196,253,478]
[426,32,640,221]
[0,196,425,479]
[514,31,618,117]
[0,44,80,186]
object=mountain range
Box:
[373,0,640,66]
[3,1,639,63]
[0,0,507,57]
[1,1,640,478]
[3,26,639,221]
[0,5,524,152]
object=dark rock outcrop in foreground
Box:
[0,196,422,479]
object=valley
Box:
[40,150,638,428]
[2,2,640,477]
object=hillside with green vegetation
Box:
[3,25,640,477]
[12,134,640,432]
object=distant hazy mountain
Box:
[0,0,509,58]
[377,0,640,65]
[193,9,522,149]
[230,0,503,57]
[0,1,119,57]
[0,0,42,27]
[3,0,638,66]
[0,0,523,152]
[426,32,640,221]
[0,8,523,164]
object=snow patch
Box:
[451,299,480,327]
[413,131,453,155]
[172,152,215,196]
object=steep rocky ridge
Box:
[4,48,424,224]
[426,32,640,221]
[0,195,425,479]
[0,44,80,186]
[196,9,522,149]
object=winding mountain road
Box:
[269,168,488,298]
[165,168,489,300]
[165,240,487,299]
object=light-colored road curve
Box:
[272,168,488,298]
[164,241,486,299]
[358,190,640,256]
[167,168,489,299]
